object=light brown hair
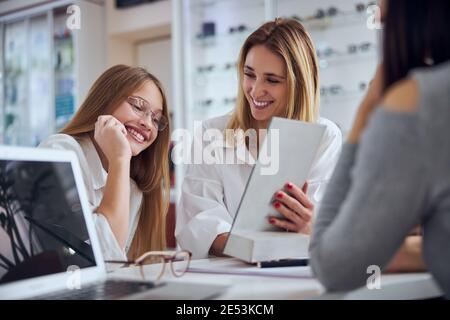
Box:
[61,65,170,259]
[227,18,319,136]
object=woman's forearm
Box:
[385,236,426,273]
[310,112,427,291]
[96,159,131,249]
[209,233,229,257]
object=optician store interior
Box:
[1,0,448,301]
[0,0,379,245]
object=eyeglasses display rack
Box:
[181,0,267,134]
[0,0,105,146]
[277,0,380,136]
[175,0,380,138]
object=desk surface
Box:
[110,257,443,300]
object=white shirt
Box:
[176,114,343,259]
[38,134,142,261]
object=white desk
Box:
[110,257,443,300]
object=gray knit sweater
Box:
[309,61,450,298]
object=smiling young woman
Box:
[176,18,342,259]
[39,65,171,261]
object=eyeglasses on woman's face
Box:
[105,250,192,283]
[126,96,168,131]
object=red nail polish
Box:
[274,202,281,209]
[276,192,283,199]
[269,218,275,224]
[287,183,293,190]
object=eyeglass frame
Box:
[199,98,213,107]
[314,6,339,19]
[321,85,344,96]
[229,24,248,34]
[197,64,215,73]
[347,42,375,54]
[126,96,168,131]
[105,250,192,283]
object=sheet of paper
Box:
[185,258,314,279]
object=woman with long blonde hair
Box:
[39,65,171,260]
[176,18,342,259]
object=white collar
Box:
[223,130,257,165]
[78,135,108,190]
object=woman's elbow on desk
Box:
[309,246,368,292]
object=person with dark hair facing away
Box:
[309,0,450,298]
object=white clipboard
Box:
[229,117,326,231]
[223,117,325,262]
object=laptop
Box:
[0,146,226,300]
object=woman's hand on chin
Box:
[94,115,132,164]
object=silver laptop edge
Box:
[0,146,107,299]
[0,146,227,300]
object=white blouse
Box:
[176,114,343,259]
[38,134,142,261]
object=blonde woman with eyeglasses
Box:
[176,19,342,259]
[39,65,171,261]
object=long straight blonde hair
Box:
[227,18,319,135]
[61,65,171,259]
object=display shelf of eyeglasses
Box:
[317,44,378,69]
[193,26,254,48]
[290,11,369,32]
[193,75,238,92]
[195,96,237,109]
[193,61,238,78]
[281,1,377,32]
[189,0,264,12]
[321,92,364,103]
[320,83,368,103]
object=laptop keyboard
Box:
[33,280,159,300]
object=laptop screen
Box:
[0,159,96,285]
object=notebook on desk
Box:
[0,146,226,300]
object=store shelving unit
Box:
[0,0,105,146]
[277,0,381,135]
